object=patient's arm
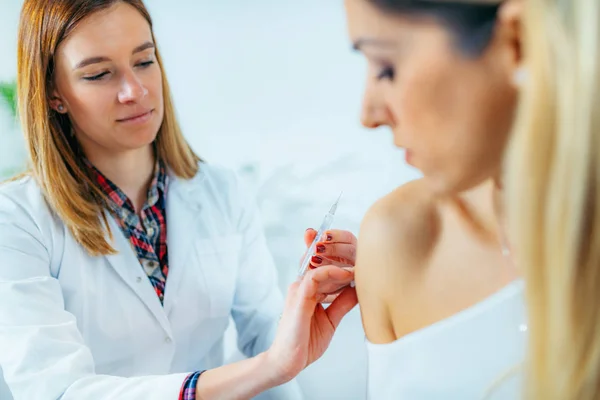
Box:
[355,180,440,344]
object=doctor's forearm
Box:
[195,352,284,400]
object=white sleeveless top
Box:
[366,280,527,400]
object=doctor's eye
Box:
[84,71,110,81]
[137,60,155,68]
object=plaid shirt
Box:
[88,160,202,400]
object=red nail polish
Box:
[316,245,326,254]
[326,234,333,242]
[312,256,323,264]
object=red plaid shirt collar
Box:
[85,159,168,214]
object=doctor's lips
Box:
[117,108,154,124]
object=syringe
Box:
[297,191,343,277]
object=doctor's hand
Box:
[266,265,358,384]
[303,228,356,302]
[304,228,357,269]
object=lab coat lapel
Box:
[104,214,174,337]
[162,173,204,316]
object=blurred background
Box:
[0,1,421,398]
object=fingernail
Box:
[311,256,323,264]
[316,245,326,254]
[326,234,333,242]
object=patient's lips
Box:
[404,149,414,166]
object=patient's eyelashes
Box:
[377,66,395,81]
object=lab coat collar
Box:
[162,170,206,317]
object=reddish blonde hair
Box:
[17,0,201,255]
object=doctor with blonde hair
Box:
[0,1,358,399]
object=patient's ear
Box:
[496,0,524,90]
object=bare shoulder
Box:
[355,179,442,343]
[359,179,440,268]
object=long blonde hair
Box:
[506,0,600,397]
[16,0,201,256]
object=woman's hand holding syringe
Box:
[300,228,357,303]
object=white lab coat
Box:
[0,163,303,400]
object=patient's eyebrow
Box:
[73,41,155,70]
[352,38,398,52]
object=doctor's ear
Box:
[49,92,68,114]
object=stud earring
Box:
[57,104,65,112]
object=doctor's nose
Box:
[118,72,149,104]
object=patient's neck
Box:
[456,179,503,245]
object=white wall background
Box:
[0,1,421,398]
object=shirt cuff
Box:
[179,371,205,400]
